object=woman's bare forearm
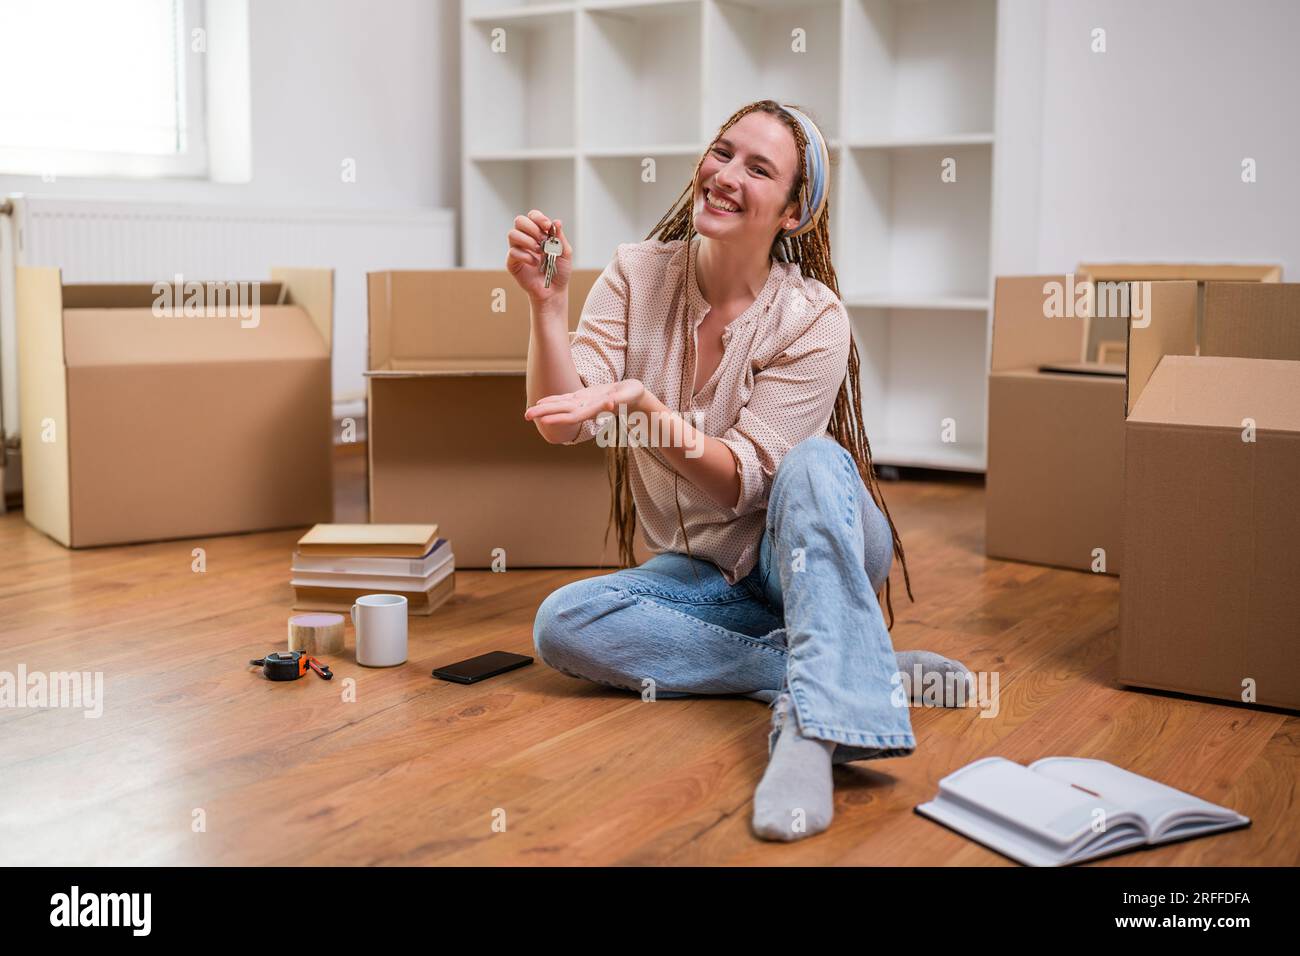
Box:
[634,391,741,510]
[526,295,584,443]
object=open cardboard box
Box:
[16,267,335,547]
[986,264,1281,575]
[986,274,1129,574]
[365,270,649,568]
[1119,281,1300,711]
[1078,263,1282,364]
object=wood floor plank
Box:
[0,449,1293,865]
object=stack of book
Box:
[291,524,454,615]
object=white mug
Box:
[351,594,408,667]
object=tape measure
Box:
[250,650,333,682]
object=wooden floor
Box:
[1,446,1295,866]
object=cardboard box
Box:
[1078,263,1282,362]
[986,265,1282,575]
[16,267,334,547]
[1119,281,1300,711]
[986,275,1128,574]
[366,270,648,568]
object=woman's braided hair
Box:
[603,99,913,627]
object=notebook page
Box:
[1029,758,1244,836]
[939,757,1125,845]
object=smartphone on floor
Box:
[433,651,533,684]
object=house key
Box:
[540,225,562,288]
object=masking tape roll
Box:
[287,612,346,655]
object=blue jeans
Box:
[532,435,916,765]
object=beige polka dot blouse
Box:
[565,235,852,585]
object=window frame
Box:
[0,0,209,180]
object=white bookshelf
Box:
[462,0,1001,471]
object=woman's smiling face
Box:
[693,111,802,245]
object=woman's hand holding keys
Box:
[506,209,572,304]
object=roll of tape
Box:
[287,612,346,655]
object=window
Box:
[0,0,207,178]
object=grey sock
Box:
[895,650,973,706]
[752,693,836,842]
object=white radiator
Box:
[0,194,456,442]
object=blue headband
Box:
[780,105,829,239]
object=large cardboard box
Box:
[366,270,646,569]
[1119,282,1300,711]
[986,265,1281,575]
[16,267,334,547]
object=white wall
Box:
[998,0,1300,276]
[0,0,460,214]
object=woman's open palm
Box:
[525,380,645,428]
[506,209,573,304]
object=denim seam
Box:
[832,745,916,763]
[799,725,916,748]
[618,584,754,607]
[742,561,781,614]
[838,447,858,528]
[786,667,819,741]
[630,595,788,656]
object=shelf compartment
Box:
[868,440,986,472]
[580,152,698,269]
[464,157,577,268]
[850,305,989,471]
[836,142,991,301]
[464,9,576,154]
[704,0,841,140]
[581,0,703,151]
[843,0,996,143]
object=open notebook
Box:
[916,756,1250,866]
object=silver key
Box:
[540,227,562,287]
